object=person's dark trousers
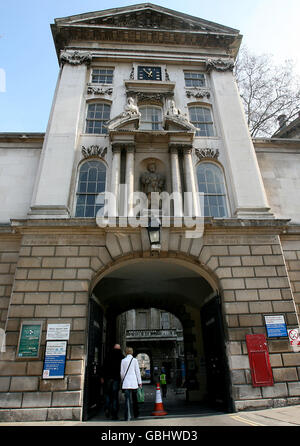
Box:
[161,384,167,397]
[124,389,139,420]
[111,380,120,419]
[104,379,120,418]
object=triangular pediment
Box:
[55,3,239,35]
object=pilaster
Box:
[209,67,273,219]
[29,52,90,219]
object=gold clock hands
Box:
[143,68,153,78]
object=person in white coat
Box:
[120,347,142,421]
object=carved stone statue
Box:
[167,99,180,116]
[165,99,197,131]
[106,97,140,131]
[124,97,140,117]
[140,161,165,206]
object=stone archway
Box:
[83,253,232,420]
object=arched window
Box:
[140,105,163,130]
[75,160,106,217]
[197,162,228,217]
[85,102,110,134]
[189,106,214,137]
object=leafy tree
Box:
[234,46,300,137]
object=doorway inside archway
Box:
[117,308,185,387]
[136,353,151,383]
[83,258,233,421]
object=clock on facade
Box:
[138,66,162,80]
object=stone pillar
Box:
[29,51,91,218]
[125,144,135,217]
[209,64,273,219]
[170,145,183,218]
[183,146,199,217]
[110,144,122,216]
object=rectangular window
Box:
[91,68,114,84]
[136,311,148,330]
[189,106,214,137]
[85,103,110,134]
[161,312,170,329]
[184,72,206,87]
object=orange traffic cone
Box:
[152,383,168,416]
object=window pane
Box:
[184,72,205,87]
[77,195,86,206]
[197,163,228,217]
[76,161,107,218]
[85,206,95,217]
[91,68,114,84]
[79,182,87,193]
[189,106,213,137]
[86,103,110,134]
[140,106,162,130]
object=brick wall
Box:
[199,233,300,410]
[0,233,109,421]
[1,229,300,420]
[0,237,21,330]
[281,238,300,321]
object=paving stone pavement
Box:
[1,385,300,427]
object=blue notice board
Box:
[265,315,288,338]
[43,341,67,379]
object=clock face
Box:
[138,66,162,81]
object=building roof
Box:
[51,3,242,60]
[272,113,300,139]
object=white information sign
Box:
[46,324,70,341]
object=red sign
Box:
[288,328,300,346]
[246,334,274,387]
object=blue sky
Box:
[0,0,299,132]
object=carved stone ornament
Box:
[205,58,234,73]
[87,86,113,95]
[81,145,107,158]
[127,91,173,103]
[186,89,210,99]
[106,97,141,131]
[195,148,220,160]
[60,50,92,66]
[165,99,197,131]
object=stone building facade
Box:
[0,3,300,421]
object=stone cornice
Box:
[51,4,242,60]
[0,133,45,144]
[53,25,240,60]
[7,217,292,237]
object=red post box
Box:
[246,334,274,387]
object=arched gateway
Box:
[83,254,233,420]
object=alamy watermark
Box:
[95,187,205,239]
[0,69,6,93]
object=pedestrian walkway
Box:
[90,384,215,422]
[1,384,300,427]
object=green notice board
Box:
[17,321,43,358]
